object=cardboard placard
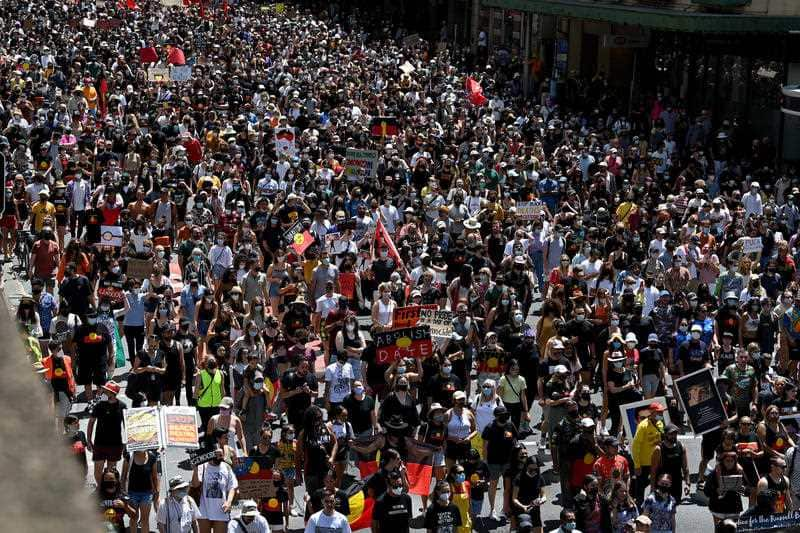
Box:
[418,309,454,339]
[234,457,277,500]
[392,304,438,329]
[399,61,416,75]
[344,148,378,182]
[126,258,154,280]
[147,67,171,83]
[675,367,727,435]
[98,286,124,306]
[123,407,161,452]
[374,325,433,364]
[737,511,800,532]
[98,225,123,248]
[516,201,545,220]
[178,448,216,471]
[170,65,192,82]
[162,406,200,449]
[741,237,763,254]
[97,18,122,30]
[274,127,297,156]
[619,396,671,440]
[719,475,743,493]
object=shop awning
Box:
[482,0,800,33]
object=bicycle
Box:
[14,229,31,278]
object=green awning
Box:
[482,0,800,33]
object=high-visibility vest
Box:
[196,369,223,408]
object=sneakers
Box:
[489,511,499,521]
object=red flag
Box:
[465,76,488,106]
[348,495,374,531]
[167,47,186,66]
[357,460,378,480]
[98,77,108,118]
[139,47,158,64]
[373,219,402,267]
[404,439,435,496]
[126,0,138,9]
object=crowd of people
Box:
[6,0,800,532]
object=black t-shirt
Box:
[125,451,157,492]
[514,469,543,506]
[423,503,462,533]
[427,374,463,408]
[341,393,376,434]
[481,421,518,465]
[75,325,112,364]
[248,444,281,470]
[60,275,93,316]
[91,399,127,446]
[566,318,594,357]
[639,347,664,376]
[308,487,350,516]
[678,339,709,374]
[372,491,413,533]
[463,460,491,499]
[280,370,318,417]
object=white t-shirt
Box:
[197,462,238,522]
[325,361,354,404]
[156,495,201,533]
[316,293,341,319]
[227,514,270,532]
[304,510,352,533]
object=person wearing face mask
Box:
[190,447,238,531]
[310,250,340,304]
[638,334,667,400]
[566,304,596,387]
[207,233,234,285]
[156,475,201,533]
[677,324,710,377]
[605,351,642,438]
[75,308,115,403]
[478,404,517,520]
[98,467,136,532]
[641,474,677,533]
[86,381,127,486]
[304,489,351,533]
[650,424,690,504]
[574,474,602,533]
[324,349,354,412]
[424,479,463,533]
[427,356,464,411]
[42,339,76,428]
[631,402,667,505]
[371,469,412,533]
[228,499,269,532]
[549,508,579,533]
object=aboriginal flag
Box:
[290,230,314,255]
[405,438,435,496]
[346,481,374,531]
[369,116,399,138]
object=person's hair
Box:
[301,405,324,442]
[504,358,520,374]
[560,508,575,522]
[541,298,562,318]
[280,424,295,440]
[610,480,634,507]
[583,474,598,487]
[717,519,737,533]
[380,448,401,467]
[432,479,450,499]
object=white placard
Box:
[147,66,171,83]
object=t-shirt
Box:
[498,374,527,404]
[227,515,270,532]
[677,339,709,374]
[75,325,112,365]
[722,365,756,402]
[280,370,318,417]
[263,486,290,525]
[156,496,201,533]
[303,510,352,533]
[341,394,376,434]
[463,461,491,500]
[481,421,518,465]
[639,347,664,376]
[91,399,126,446]
[372,492,413,533]
[423,503,462,533]
[642,493,676,532]
[324,362,354,404]
[197,461,238,522]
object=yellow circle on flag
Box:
[249,462,260,475]
[294,233,304,245]
[267,498,279,509]
[54,368,64,377]
[396,337,412,349]
[776,437,785,448]
[487,357,499,369]
[584,453,595,465]
[470,473,480,484]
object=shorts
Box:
[127,491,154,507]
[446,440,471,462]
[642,374,661,397]
[280,467,296,481]
[470,498,483,516]
[488,463,507,481]
[0,215,16,229]
[198,320,211,337]
[92,444,123,462]
[77,361,107,387]
[54,390,73,419]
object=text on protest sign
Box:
[123,407,161,452]
[344,149,378,182]
[516,201,545,220]
[418,309,454,339]
[374,325,433,364]
[392,304,438,329]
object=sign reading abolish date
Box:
[374,325,433,364]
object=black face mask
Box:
[497,415,510,423]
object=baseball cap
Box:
[647,333,660,343]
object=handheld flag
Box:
[465,76,488,106]
[369,116,399,138]
[404,438,435,496]
[139,47,158,64]
[346,481,374,531]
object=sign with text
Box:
[162,406,200,449]
[147,66,171,83]
[418,309,454,339]
[737,511,800,532]
[516,201,545,220]
[344,149,378,182]
[170,65,192,82]
[123,407,161,452]
[98,286,124,306]
[234,457,277,500]
[741,237,763,254]
[98,225,123,248]
[126,258,154,280]
[178,448,216,471]
[374,325,433,364]
[675,367,727,435]
[392,305,438,329]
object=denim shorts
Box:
[470,498,483,517]
[127,491,153,507]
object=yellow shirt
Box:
[498,374,527,404]
[631,417,664,468]
[615,201,637,227]
[83,85,98,109]
[30,201,56,232]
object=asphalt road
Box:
[2,256,738,532]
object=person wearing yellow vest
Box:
[194,355,224,440]
[632,401,667,505]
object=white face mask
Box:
[346,324,355,332]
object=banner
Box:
[344,149,378,182]
[403,438,435,496]
[147,66,171,82]
[675,367,727,435]
[170,65,192,82]
[233,457,277,500]
[737,511,800,532]
[291,230,314,255]
[274,127,297,156]
[123,407,161,452]
[418,309,453,339]
[126,258,153,280]
[178,448,217,471]
[516,201,545,220]
[374,325,433,364]
[392,304,438,329]
[619,396,671,440]
[369,117,399,138]
[742,237,763,254]
[161,406,200,449]
[98,225,123,247]
[97,286,124,306]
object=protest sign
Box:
[780,414,800,441]
[374,326,434,364]
[675,367,727,435]
[161,406,200,449]
[147,66,171,83]
[403,34,422,47]
[619,397,671,440]
[418,309,453,339]
[737,511,800,532]
[98,225,123,248]
[160,0,183,5]
[126,258,153,280]
[97,18,122,30]
[234,457,277,499]
[178,448,217,471]
[97,286,124,306]
[516,201,545,220]
[392,305,438,329]
[344,149,378,182]
[82,18,97,28]
[170,65,192,82]
[123,407,161,452]
[719,475,743,493]
[742,237,763,254]
[399,61,415,75]
[274,127,297,156]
